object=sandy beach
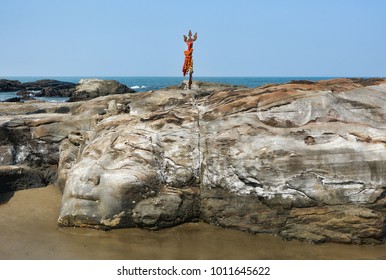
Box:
[0,185,385,260]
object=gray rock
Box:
[68,79,135,101]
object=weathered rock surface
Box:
[166,80,247,91]
[68,79,135,101]
[1,78,385,244]
[199,78,386,244]
[55,78,386,244]
[132,188,200,229]
[0,101,90,193]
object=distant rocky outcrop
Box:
[0,79,24,92]
[0,79,135,102]
[1,78,136,102]
[68,79,135,101]
[0,79,76,95]
[23,79,76,97]
[0,79,76,102]
[1,78,386,244]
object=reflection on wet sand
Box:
[1,185,385,260]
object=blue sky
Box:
[1,0,385,77]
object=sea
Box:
[0,76,336,102]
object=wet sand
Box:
[0,185,386,260]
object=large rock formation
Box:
[1,78,385,244]
[68,79,135,101]
[55,78,386,244]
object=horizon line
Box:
[1,75,384,79]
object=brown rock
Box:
[2,78,386,244]
[56,79,386,243]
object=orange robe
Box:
[182,41,194,76]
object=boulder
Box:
[68,79,135,101]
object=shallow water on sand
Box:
[0,185,385,260]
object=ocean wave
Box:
[130,85,147,89]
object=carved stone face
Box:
[58,101,201,229]
[58,127,162,228]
